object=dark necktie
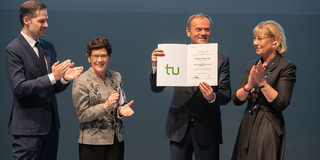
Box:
[35,41,48,73]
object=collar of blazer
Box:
[257,53,282,79]
[19,34,47,75]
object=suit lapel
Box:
[193,87,200,95]
[264,53,281,79]
[106,71,119,92]
[19,35,47,75]
[39,40,51,72]
[19,35,38,63]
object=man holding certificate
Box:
[150,13,231,160]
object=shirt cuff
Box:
[208,92,216,103]
[117,106,124,119]
[152,64,157,74]
[48,73,56,85]
[61,77,69,84]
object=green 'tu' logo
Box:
[166,64,179,75]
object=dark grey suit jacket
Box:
[150,53,231,145]
[5,34,68,135]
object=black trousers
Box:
[170,121,220,160]
[79,136,124,160]
[12,129,59,160]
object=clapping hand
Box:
[246,60,267,90]
[64,66,84,81]
[52,59,72,80]
[104,91,120,111]
[253,60,266,86]
[120,100,134,117]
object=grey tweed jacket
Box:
[72,68,126,145]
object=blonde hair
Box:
[253,20,287,54]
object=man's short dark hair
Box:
[19,1,47,27]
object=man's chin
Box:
[196,38,209,43]
[39,32,46,37]
[197,41,208,44]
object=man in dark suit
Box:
[4,1,83,159]
[150,13,231,160]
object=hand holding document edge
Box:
[156,43,218,86]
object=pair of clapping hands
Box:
[51,59,83,81]
[103,91,134,117]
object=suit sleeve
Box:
[5,46,52,98]
[270,62,296,112]
[150,72,166,93]
[213,56,231,105]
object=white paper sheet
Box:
[157,43,218,86]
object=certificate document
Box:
[157,43,218,86]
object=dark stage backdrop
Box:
[1,0,319,159]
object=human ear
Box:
[186,27,191,37]
[23,16,30,25]
[86,54,91,63]
[272,37,278,45]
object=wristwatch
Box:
[258,82,268,89]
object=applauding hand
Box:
[120,100,134,117]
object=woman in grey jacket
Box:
[72,37,134,160]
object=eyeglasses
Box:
[253,37,273,42]
[91,54,109,59]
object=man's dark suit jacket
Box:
[150,53,231,145]
[5,34,68,136]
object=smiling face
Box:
[22,9,48,40]
[186,16,211,44]
[253,30,278,58]
[87,48,110,77]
